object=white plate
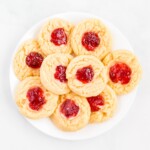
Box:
[9,12,137,140]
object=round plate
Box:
[10,12,137,140]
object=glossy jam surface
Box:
[87,95,104,112]
[26,87,46,111]
[26,52,43,69]
[60,99,79,118]
[50,28,67,46]
[76,65,94,84]
[109,62,132,84]
[54,65,67,83]
[82,32,100,51]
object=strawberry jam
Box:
[60,99,79,118]
[76,65,94,84]
[26,52,43,69]
[109,62,132,84]
[50,28,67,46]
[82,32,100,51]
[54,65,67,83]
[26,87,46,111]
[87,95,104,112]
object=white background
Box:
[0,0,149,150]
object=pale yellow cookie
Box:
[103,50,142,95]
[15,76,58,119]
[40,53,73,95]
[87,85,117,123]
[13,39,45,80]
[66,55,108,97]
[71,19,112,60]
[38,18,73,56]
[51,92,90,131]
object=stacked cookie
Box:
[14,18,142,131]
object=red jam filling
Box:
[87,95,104,112]
[26,52,43,69]
[82,32,100,51]
[76,65,94,84]
[54,65,67,83]
[109,62,132,84]
[50,28,67,46]
[60,99,79,118]
[26,87,46,111]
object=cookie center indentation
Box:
[76,65,94,84]
[87,95,104,112]
[26,87,46,111]
[82,32,100,51]
[60,99,79,118]
[51,28,67,46]
[109,62,132,84]
[26,52,43,69]
[54,65,67,83]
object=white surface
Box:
[10,12,136,140]
[0,0,149,149]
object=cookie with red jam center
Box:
[38,19,73,56]
[103,50,142,95]
[71,19,112,60]
[51,92,90,131]
[15,76,58,119]
[13,39,45,80]
[40,53,73,95]
[87,85,117,123]
[66,55,108,97]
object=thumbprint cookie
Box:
[38,19,73,56]
[13,39,45,80]
[87,85,117,123]
[71,19,112,60]
[40,53,73,95]
[66,55,108,97]
[15,76,58,119]
[103,50,142,95]
[51,92,90,131]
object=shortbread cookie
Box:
[15,76,58,119]
[40,53,73,95]
[71,19,112,60]
[13,39,45,80]
[66,55,108,97]
[51,92,90,131]
[87,85,117,123]
[103,50,142,95]
[38,19,73,56]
